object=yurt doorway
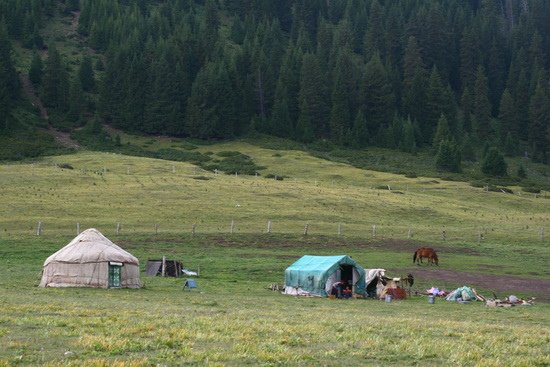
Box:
[108,262,122,288]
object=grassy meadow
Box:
[1,142,549,366]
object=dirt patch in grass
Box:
[398,268,550,302]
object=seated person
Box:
[343,286,352,298]
[331,281,344,298]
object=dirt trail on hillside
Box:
[19,74,48,119]
[19,74,81,149]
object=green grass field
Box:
[1,143,549,366]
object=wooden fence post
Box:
[161,256,166,277]
[304,223,309,236]
[192,224,196,236]
[230,220,235,234]
[76,223,80,235]
[267,220,272,233]
[337,223,342,236]
[116,223,121,235]
[155,224,159,234]
[372,225,376,238]
[407,228,412,239]
[36,221,42,236]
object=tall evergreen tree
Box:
[433,114,451,147]
[296,53,328,140]
[472,65,492,140]
[528,81,550,163]
[402,35,427,123]
[351,110,368,148]
[0,20,19,128]
[329,49,358,144]
[29,50,43,85]
[435,139,461,173]
[481,147,508,177]
[67,76,85,124]
[78,55,95,92]
[42,44,69,112]
[361,53,394,137]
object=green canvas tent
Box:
[283,255,366,296]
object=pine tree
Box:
[351,110,368,148]
[473,65,492,140]
[29,50,43,85]
[435,140,461,173]
[0,19,19,121]
[399,117,416,153]
[79,55,95,92]
[481,147,508,177]
[67,76,85,125]
[202,0,220,57]
[329,49,357,144]
[528,81,550,163]
[498,88,516,139]
[402,35,427,122]
[517,164,527,179]
[42,44,69,112]
[297,53,328,140]
[361,53,394,137]
[433,114,450,147]
[424,66,447,143]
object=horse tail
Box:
[413,251,417,264]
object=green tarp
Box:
[284,255,366,296]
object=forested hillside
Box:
[0,0,549,166]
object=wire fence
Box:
[20,220,546,245]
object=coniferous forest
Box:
[0,0,549,167]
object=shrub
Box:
[202,153,265,175]
[57,163,74,169]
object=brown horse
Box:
[413,247,439,266]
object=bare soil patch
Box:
[398,267,550,302]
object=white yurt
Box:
[39,228,140,288]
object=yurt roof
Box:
[43,228,139,266]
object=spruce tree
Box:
[435,140,461,173]
[29,50,43,85]
[528,81,550,163]
[42,44,69,112]
[329,49,356,144]
[473,65,492,140]
[517,165,527,179]
[351,110,368,148]
[399,117,416,153]
[433,114,450,147]
[481,148,508,177]
[67,76,85,125]
[79,55,95,92]
[297,53,328,140]
[362,53,394,137]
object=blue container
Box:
[428,295,435,304]
[385,294,393,303]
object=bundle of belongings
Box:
[445,286,485,303]
[426,287,448,297]
[485,295,536,307]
